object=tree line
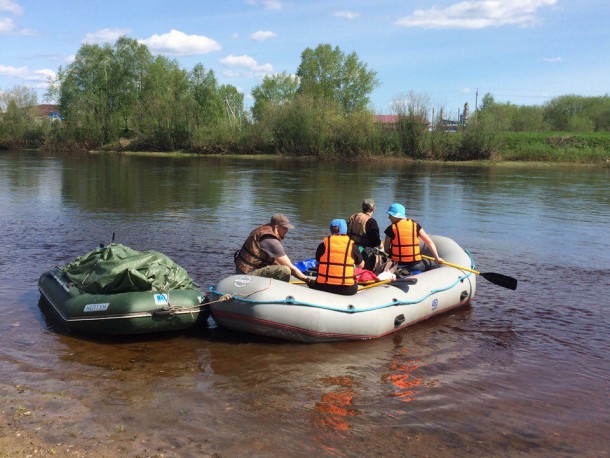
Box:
[0,37,609,161]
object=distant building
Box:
[34,104,60,118]
[33,104,63,125]
[374,114,399,125]
[459,102,469,126]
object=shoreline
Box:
[5,148,608,167]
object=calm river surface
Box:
[0,150,608,456]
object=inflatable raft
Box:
[38,243,207,335]
[209,236,476,342]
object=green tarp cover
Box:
[62,243,196,294]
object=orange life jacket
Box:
[316,235,356,286]
[235,224,279,273]
[390,219,422,263]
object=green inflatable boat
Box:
[38,243,208,335]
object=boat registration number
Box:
[84,303,110,312]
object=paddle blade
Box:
[480,272,518,290]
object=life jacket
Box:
[316,235,356,286]
[347,212,371,246]
[235,224,279,273]
[390,219,422,263]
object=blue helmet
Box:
[329,218,348,235]
[388,203,406,218]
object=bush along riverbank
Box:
[2,38,609,163]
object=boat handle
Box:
[52,274,71,294]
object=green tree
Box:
[219,84,245,126]
[392,92,430,158]
[190,63,224,127]
[296,43,378,113]
[251,72,298,122]
[0,84,44,148]
[58,42,117,145]
[138,56,193,150]
[113,36,153,132]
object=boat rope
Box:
[208,253,476,314]
[206,293,233,304]
[151,284,200,319]
[209,271,472,314]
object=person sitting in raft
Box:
[235,213,312,284]
[310,219,365,296]
[347,198,382,250]
[383,203,444,274]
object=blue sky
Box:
[1,0,608,117]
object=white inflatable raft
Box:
[209,236,476,342]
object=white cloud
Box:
[220,54,274,78]
[82,28,131,44]
[0,16,33,35]
[250,30,276,41]
[334,11,360,20]
[246,0,283,10]
[139,29,221,56]
[542,56,562,63]
[396,0,557,29]
[0,0,23,15]
[0,16,15,33]
[0,64,55,82]
[223,70,241,78]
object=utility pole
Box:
[475,88,479,114]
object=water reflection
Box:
[1,151,609,456]
[315,375,359,431]
[385,347,422,403]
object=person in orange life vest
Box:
[383,203,444,272]
[310,219,364,296]
[347,198,382,249]
[235,213,312,284]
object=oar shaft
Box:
[358,279,392,290]
[421,254,480,275]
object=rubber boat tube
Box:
[209,235,476,342]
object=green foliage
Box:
[251,72,298,122]
[477,93,610,134]
[0,85,44,148]
[51,36,244,151]
[543,95,610,132]
[392,92,431,158]
[190,63,224,126]
[3,36,608,163]
[497,131,610,162]
[296,43,379,113]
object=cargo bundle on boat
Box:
[38,243,207,335]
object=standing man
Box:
[347,198,382,249]
[235,213,312,284]
[383,203,444,273]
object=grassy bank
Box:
[495,132,610,163]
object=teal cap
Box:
[388,203,406,218]
[329,219,348,234]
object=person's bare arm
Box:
[275,255,309,281]
[419,229,444,263]
[383,236,391,254]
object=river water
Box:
[0,151,608,456]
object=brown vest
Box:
[348,212,371,246]
[235,224,280,273]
